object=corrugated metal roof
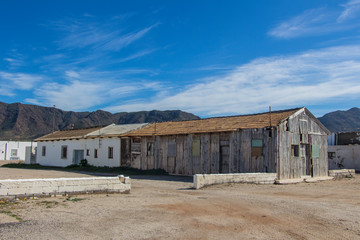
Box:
[35,126,102,141]
[35,123,150,141]
[122,108,302,137]
[86,123,149,137]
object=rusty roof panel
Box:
[122,108,301,137]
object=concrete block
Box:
[0,176,131,197]
[194,173,277,189]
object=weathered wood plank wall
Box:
[277,111,328,179]
[134,127,276,176]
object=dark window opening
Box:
[147,142,154,156]
[42,146,46,156]
[94,149,98,158]
[61,145,67,159]
[291,145,299,157]
[108,147,114,159]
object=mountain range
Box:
[0,102,200,140]
[317,107,360,132]
[1,101,359,140]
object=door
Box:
[300,144,311,176]
[220,141,229,173]
[73,150,84,165]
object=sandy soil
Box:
[0,166,359,239]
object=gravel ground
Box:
[0,164,359,239]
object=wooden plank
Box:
[201,134,210,173]
[161,136,168,171]
[184,135,193,175]
[154,136,161,170]
[210,134,219,173]
[140,138,147,170]
[240,129,251,173]
[236,131,241,173]
[167,137,176,174]
[229,132,236,173]
[175,135,184,175]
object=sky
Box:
[1,0,360,118]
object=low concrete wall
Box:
[0,176,130,198]
[194,173,277,189]
[328,169,355,179]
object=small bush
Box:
[80,159,88,167]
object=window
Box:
[94,149,98,158]
[312,145,320,157]
[291,145,299,157]
[42,146,46,156]
[251,139,263,157]
[168,142,176,157]
[108,147,114,159]
[86,149,90,156]
[61,145,67,159]
[11,149,18,157]
[147,142,154,156]
[192,139,200,157]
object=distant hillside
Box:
[318,107,360,132]
[0,102,200,140]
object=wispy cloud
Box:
[338,0,360,22]
[269,0,360,39]
[25,69,164,111]
[0,72,42,96]
[106,45,360,116]
[102,24,158,51]
[54,17,158,52]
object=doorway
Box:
[73,150,84,165]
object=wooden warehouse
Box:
[121,107,330,180]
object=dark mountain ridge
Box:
[318,107,360,133]
[0,102,200,140]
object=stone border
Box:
[0,176,130,199]
[193,173,277,189]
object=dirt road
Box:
[0,166,359,239]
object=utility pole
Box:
[269,106,272,127]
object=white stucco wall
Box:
[328,145,360,171]
[37,139,87,167]
[36,137,121,167]
[84,138,121,167]
[0,141,36,161]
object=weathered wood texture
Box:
[134,128,277,176]
[277,111,328,179]
[127,109,328,179]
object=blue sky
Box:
[1,0,360,117]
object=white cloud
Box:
[26,80,106,111]
[65,70,80,78]
[0,72,42,95]
[25,70,164,111]
[338,0,360,22]
[269,1,360,39]
[107,45,360,116]
[55,18,157,52]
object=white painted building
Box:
[0,141,36,161]
[328,145,360,172]
[35,124,148,167]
